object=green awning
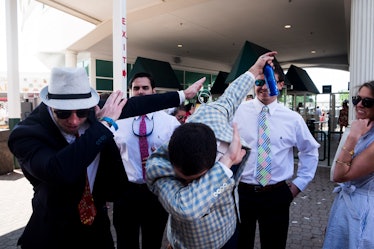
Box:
[226,41,272,83]
[128,57,181,90]
[286,65,320,94]
[211,71,229,95]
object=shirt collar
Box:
[134,112,153,120]
[254,98,278,115]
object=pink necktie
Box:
[139,115,149,180]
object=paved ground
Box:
[0,132,339,249]
[0,166,337,249]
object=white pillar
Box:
[112,0,127,95]
[349,0,374,120]
[65,50,78,67]
[5,0,21,125]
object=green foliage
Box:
[338,91,349,103]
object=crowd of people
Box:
[7,50,374,249]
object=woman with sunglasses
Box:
[323,81,374,249]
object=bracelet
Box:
[342,146,354,156]
[100,117,118,131]
[336,160,351,167]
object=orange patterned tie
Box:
[78,174,97,225]
[76,133,97,225]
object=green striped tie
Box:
[256,106,271,186]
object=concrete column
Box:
[112,0,127,94]
[5,0,21,130]
[5,0,21,170]
[349,0,374,120]
[65,50,78,67]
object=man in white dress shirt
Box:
[112,72,184,249]
[233,62,320,249]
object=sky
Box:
[305,68,349,94]
[302,67,349,111]
[0,0,94,73]
[1,0,350,95]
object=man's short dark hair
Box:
[273,60,285,82]
[171,105,187,116]
[129,72,156,89]
[168,123,217,176]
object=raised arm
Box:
[96,78,204,120]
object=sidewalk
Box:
[0,170,32,249]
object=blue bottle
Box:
[263,64,279,96]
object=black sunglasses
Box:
[352,96,374,108]
[255,79,266,86]
[255,79,281,87]
[54,109,91,119]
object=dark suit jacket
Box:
[8,92,180,249]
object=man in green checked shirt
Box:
[146,52,277,249]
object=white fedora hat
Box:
[40,67,100,110]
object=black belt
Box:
[128,182,148,190]
[239,180,286,193]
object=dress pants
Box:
[237,181,293,249]
[77,205,115,249]
[113,182,168,249]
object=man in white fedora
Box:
[8,67,202,249]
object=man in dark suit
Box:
[8,67,202,249]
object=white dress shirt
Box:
[233,98,320,191]
[114,111,180,183]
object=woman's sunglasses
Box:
[352,96,374,108]
[54,109,91,119]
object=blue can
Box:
[263,64,279,96]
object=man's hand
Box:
[287,182,300,198]
[95,90,127,121]
[184,77,205,99]
[248,51,278,78]
[219,123,246,168]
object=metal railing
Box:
[294,130,342,167]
